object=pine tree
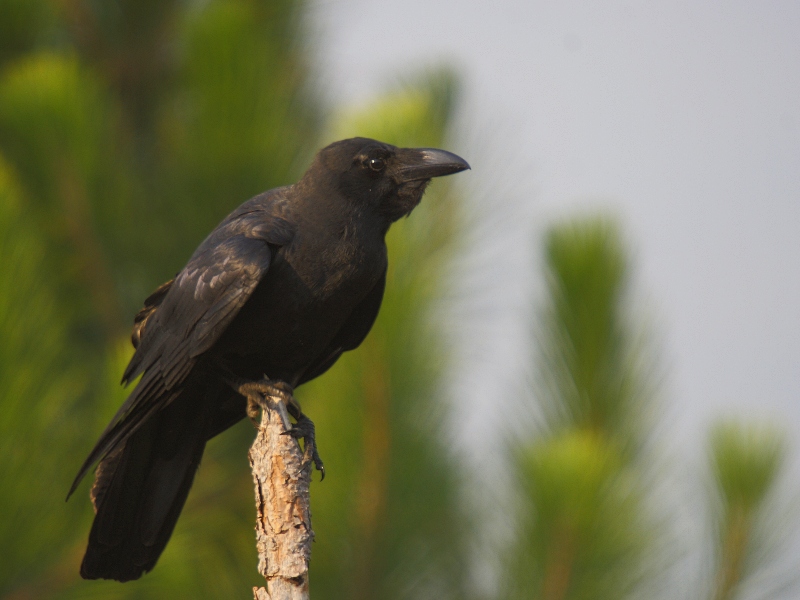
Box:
[0,2,466,597]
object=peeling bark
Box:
[249,393,313,600]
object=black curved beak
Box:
[395,148,471,182]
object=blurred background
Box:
[0,1,798,599]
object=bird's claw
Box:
[234,377,325,479]
[234,378,294,427]
[282,414,325,480]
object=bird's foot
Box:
[282,414,325,480]
[234,379,294,426]
[233,377,325,479]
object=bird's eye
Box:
[368,157,385,172]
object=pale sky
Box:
[311,0,800,448]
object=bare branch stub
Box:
[249,391,314,600]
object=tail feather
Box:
[80,386,212,582]
[67,371,178,501]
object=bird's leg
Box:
[234,378,295,426]
[281,409,325,481]
[231,377,324,479]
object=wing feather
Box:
[69,198,295,499]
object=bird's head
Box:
[308,137,470,225]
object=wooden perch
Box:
[248,390,314,600]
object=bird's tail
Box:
[79,385,214,582]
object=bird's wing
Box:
[297,268,387,385]
[122,205,294,387]
[68,204,294,498]
[131,278,174,349]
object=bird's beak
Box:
[394,148,471,182]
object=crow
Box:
[67,137,469,582]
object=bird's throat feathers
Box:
[386,178,429,222]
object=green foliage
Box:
[509,431,646,600]
[160,0,318,248]
[0,52,129,348]
[521,432,625,542]
[509,215,796,600]
[0,2,465,598]
[708,420,787,600]
[507,215,657,600]
[0,0,55,63]
[0,53,111,191]
[538,216,649,452]
[0,156,91,595]
[710,421,785,515]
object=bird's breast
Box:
[289,224,386,300]
[214,228,386,382]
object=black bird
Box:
[68,137,469,582]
